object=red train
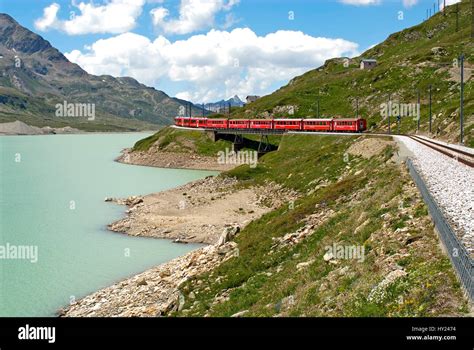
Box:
[175,117,367,133]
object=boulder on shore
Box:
[216,225,240,246]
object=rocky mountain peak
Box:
[0,13,53,55]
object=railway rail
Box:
[408,135,474,168]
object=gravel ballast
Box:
[395,136,473,256]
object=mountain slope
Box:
[0,14,203,131]
[172,135,468,317]
[234,0,473,146]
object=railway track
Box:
[408,135,474,168]
[173,125,474,167]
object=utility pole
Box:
[356,97,359,118]
[460,53,464,144]
[417,89,420,132]
[202,103,204,117]
[317,90,320,118]
[443,0,446,16]
[429,85,432,133]
[397,113,401,135]
[433,3,436,15]
[456,3,459,32]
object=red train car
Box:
[193,118,207,128]
[229,119,250,129]
[187,118,197,128]
[250,119,273,130]
[332,118,366,132]
[206,118,228,129]
[358,118,367,132]
[302,119,333,132]
[182,117,191,127]
[274,119,303,130]
[175,117,185,127]
[187,117,207,128]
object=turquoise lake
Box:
[0,133,216,316]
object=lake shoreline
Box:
[60,149,298,317]
[0,120,160,136]
[116,147,236,172]
[1,132,215,317]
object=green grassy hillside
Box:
[231,0,473,146]
[173,134,468,317]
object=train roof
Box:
[274,118,304,121]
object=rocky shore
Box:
[60,233,240,317]
[117,147,234,171]
[61,172,297,316]
[0,120,82,135]
[107,176,297,244]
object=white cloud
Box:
[339,0,381,5]
[34,3,61,31]
[34,0,145,35]
[150,0,239,35]
[402,0,418,7]
[222,13,240,29]
[65,28,359,102]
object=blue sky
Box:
[0,0,458,102]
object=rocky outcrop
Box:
[216,225,240,246]
[270,206,335,252]
[367,269,407,303]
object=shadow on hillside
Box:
[216,133,279,153]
